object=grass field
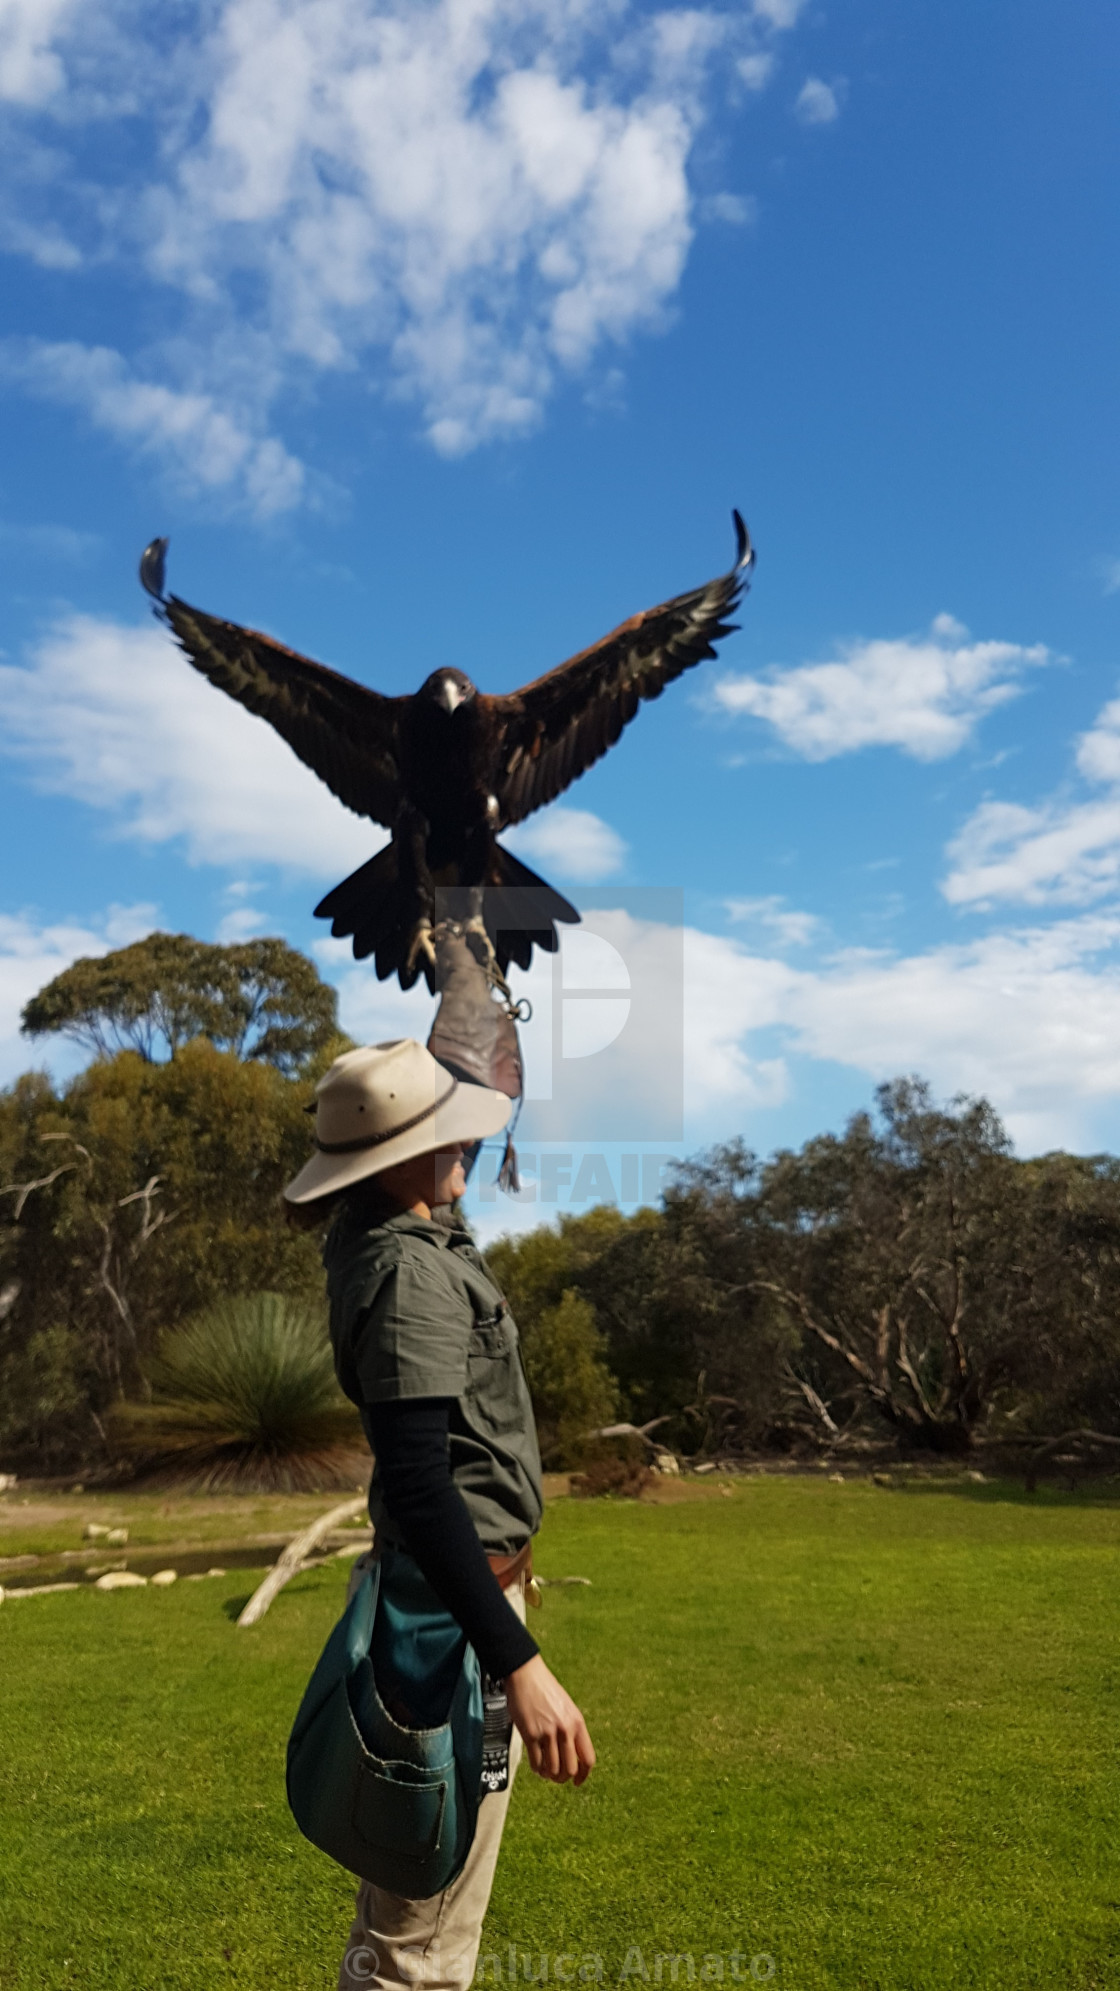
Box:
[1,1477,1118,1991]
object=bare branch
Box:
[0,1161,78,1220]
[895,1313,939,1422]
[750,1280,880,1391]
[786,1368,840,1439]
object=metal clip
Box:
[526,1575,543,1610]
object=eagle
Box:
[139,516,754,993]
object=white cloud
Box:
[943,692,1120,908]
[1098,557,1120,597]
[943,797,1120,909]
[0,0,808,470]
[0,904,157,1083]
[751,0,805,27]
[725,895,818,947]
[0,613,374,875]
[0,212,81,268]
[0,519,100,561]
[0,0,75,105]
[316,943,436,1050]
[712,616,1051,761]
[12,892,1120,1170]
[769,915,1120,1153]
[481,907,1120,1155]
[794,75,844,126]
[737,52,774,90]
[699,191,757,226]
[0,340,305,518]
[216,891,274,943]
[506,909,1120,1155]
[507,807,627,882]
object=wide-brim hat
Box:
[284,1038,512,1206]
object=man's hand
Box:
[504,1654,596,1785]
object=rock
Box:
[693,1462,716,1475]
[83,1523,111,1541]
[828,1472,845,1484]
[206,1567,226,1577]
[965,1470,986,1483]
[105,1527,129,1546]
[95,1571,147,1590]
[872,1472,893,1487]
[70,1484,84,1494]
[87,1560,127,1578]
[149,1570,178,1587]
[0,1473,18,1492]
[653,1453,680,1475]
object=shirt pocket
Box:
[466,1302,522,1434]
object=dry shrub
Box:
[570,1454,655,1499]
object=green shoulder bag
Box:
[286,1557,484,1898]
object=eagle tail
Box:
[313,839,579,988]
[313,843,423,985]
[484,845,580,975]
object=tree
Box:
[738,1080,1025,1452]
[21,932,339,1075]
[515,1288,619,1468]
[0,1041,331,1464]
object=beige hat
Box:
[284,1038,512,1206]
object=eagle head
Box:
[421,668,476,715]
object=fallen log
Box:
[236,1496,369,1628]
[1025,1429,1120,1493]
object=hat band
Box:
[315,1075,459,1155]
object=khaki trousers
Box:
[338,1566,526,1991]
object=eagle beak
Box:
[436,677,465,713]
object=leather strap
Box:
[487,1542,533,1590]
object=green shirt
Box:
[324,1202,544,1555]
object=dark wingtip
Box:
[731,509,753,571]
[139,536,169,602]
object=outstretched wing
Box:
[145,552,405,827]
[485,512,753,826]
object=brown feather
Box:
[161,597,405,827]
[484,520,752,826]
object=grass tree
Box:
[110,1292,362,1491]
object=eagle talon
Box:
[463,913,498,974]
[405,918,438,978]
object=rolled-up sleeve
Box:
[350,1248,471,1403]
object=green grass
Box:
[0,1488,365,1559]
[2,1480,1118,1990]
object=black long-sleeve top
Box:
[365,1394,540,1681]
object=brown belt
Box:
[487,1541,533,1590]
[374,1533,540,1605]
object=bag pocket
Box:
[351,1755,449,1863]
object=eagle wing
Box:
[485,512,753,826]
[157,592,406,827]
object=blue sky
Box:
[2,0,1120,1229]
